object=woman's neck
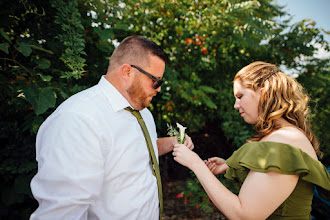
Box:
[274,117,294,128]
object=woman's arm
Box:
[173,144,299,220]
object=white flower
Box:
[167,123,187,144]
[176,123,187,144]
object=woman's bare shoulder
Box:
[261,127,318,160]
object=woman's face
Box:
[233,80,261,124]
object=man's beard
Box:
[127,78,150,110]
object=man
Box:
[30,36,194,219]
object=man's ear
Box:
[120,64,132,81]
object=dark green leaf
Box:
[115,23,129,30]
[0,43,9,53]
[24,86,56,115]
[203,96,217,109]
[59,91,69,99]
[30,45,54,54]
[94,27,114,41]
[200,85,218,94]
[0,29,11,43]
[39,74,53,82]
[32,116,44,133]
[17,42,32,57]
[36,58,51,69]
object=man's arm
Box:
[157,135,194,156]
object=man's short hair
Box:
[109,36,168,70]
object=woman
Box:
[173,61,330,219]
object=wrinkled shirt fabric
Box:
[30,76,159,220]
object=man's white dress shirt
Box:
[30,76,159,220]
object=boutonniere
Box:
[167,122,187,144]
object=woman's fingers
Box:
[173,144,186,156]
[205,160,217,173]
[208,157,220,163]
[184,135,194,150]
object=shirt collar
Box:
[98,76,131,112]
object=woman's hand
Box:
[172,144,202,170]
[183,134,194,150]
[204,157,229,175]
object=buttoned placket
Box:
[124,107,163,220]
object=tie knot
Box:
[125,107,142,119]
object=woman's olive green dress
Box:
[225,142,330,219]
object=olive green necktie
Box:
[125,107,163,219]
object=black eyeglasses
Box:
[131,65,163,89]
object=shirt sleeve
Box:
[141,109,159,157]
[30,112,105,220]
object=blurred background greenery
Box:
[0,0,328,219]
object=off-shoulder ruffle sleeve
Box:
[224,141,330,201]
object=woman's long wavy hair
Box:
[234,61,322,157]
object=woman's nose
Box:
[234,100,239,110]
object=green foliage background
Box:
[0,0,329,218]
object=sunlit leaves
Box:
[51,0,86,79]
